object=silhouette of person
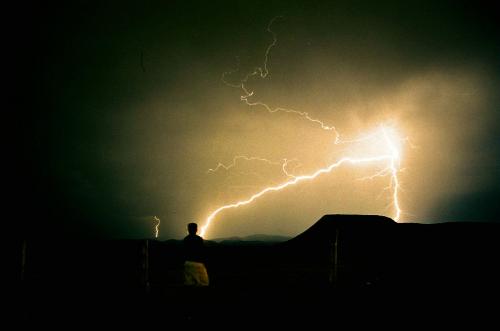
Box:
[183,222,209,286]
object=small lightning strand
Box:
[356,168,391,181]
[220,17,279,87]
[282,158,301,178]
[200,153,396,237]
[153,216,160,238]
[240,100,340,135]
[221,17,341,139]
[261,15,281,78]
[208,155,301,179]
[207,155,282,174]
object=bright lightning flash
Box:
[199,17,406,238]
[200,126,404,237]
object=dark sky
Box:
[17,0,499,239]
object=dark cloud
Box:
[433,188,500,222]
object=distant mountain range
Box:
[160,234,291,246]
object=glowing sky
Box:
[20,0,500,239]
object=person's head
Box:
[187,222,198,235]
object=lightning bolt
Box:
[201,126,403,237]
[153,216,160,238]
[200,17,406,238]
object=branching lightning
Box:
[221,16,341,141]
[201,126,404,237]
[207,155,282,174]
[208,155,302,180]
[200,17,406,238]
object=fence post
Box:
[142,239,150,293]
[329,228,339,287]
[21,239,27,282]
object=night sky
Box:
[18,0,499,239]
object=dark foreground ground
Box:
[16,215,500,326]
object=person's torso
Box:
[183,235,205,263]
